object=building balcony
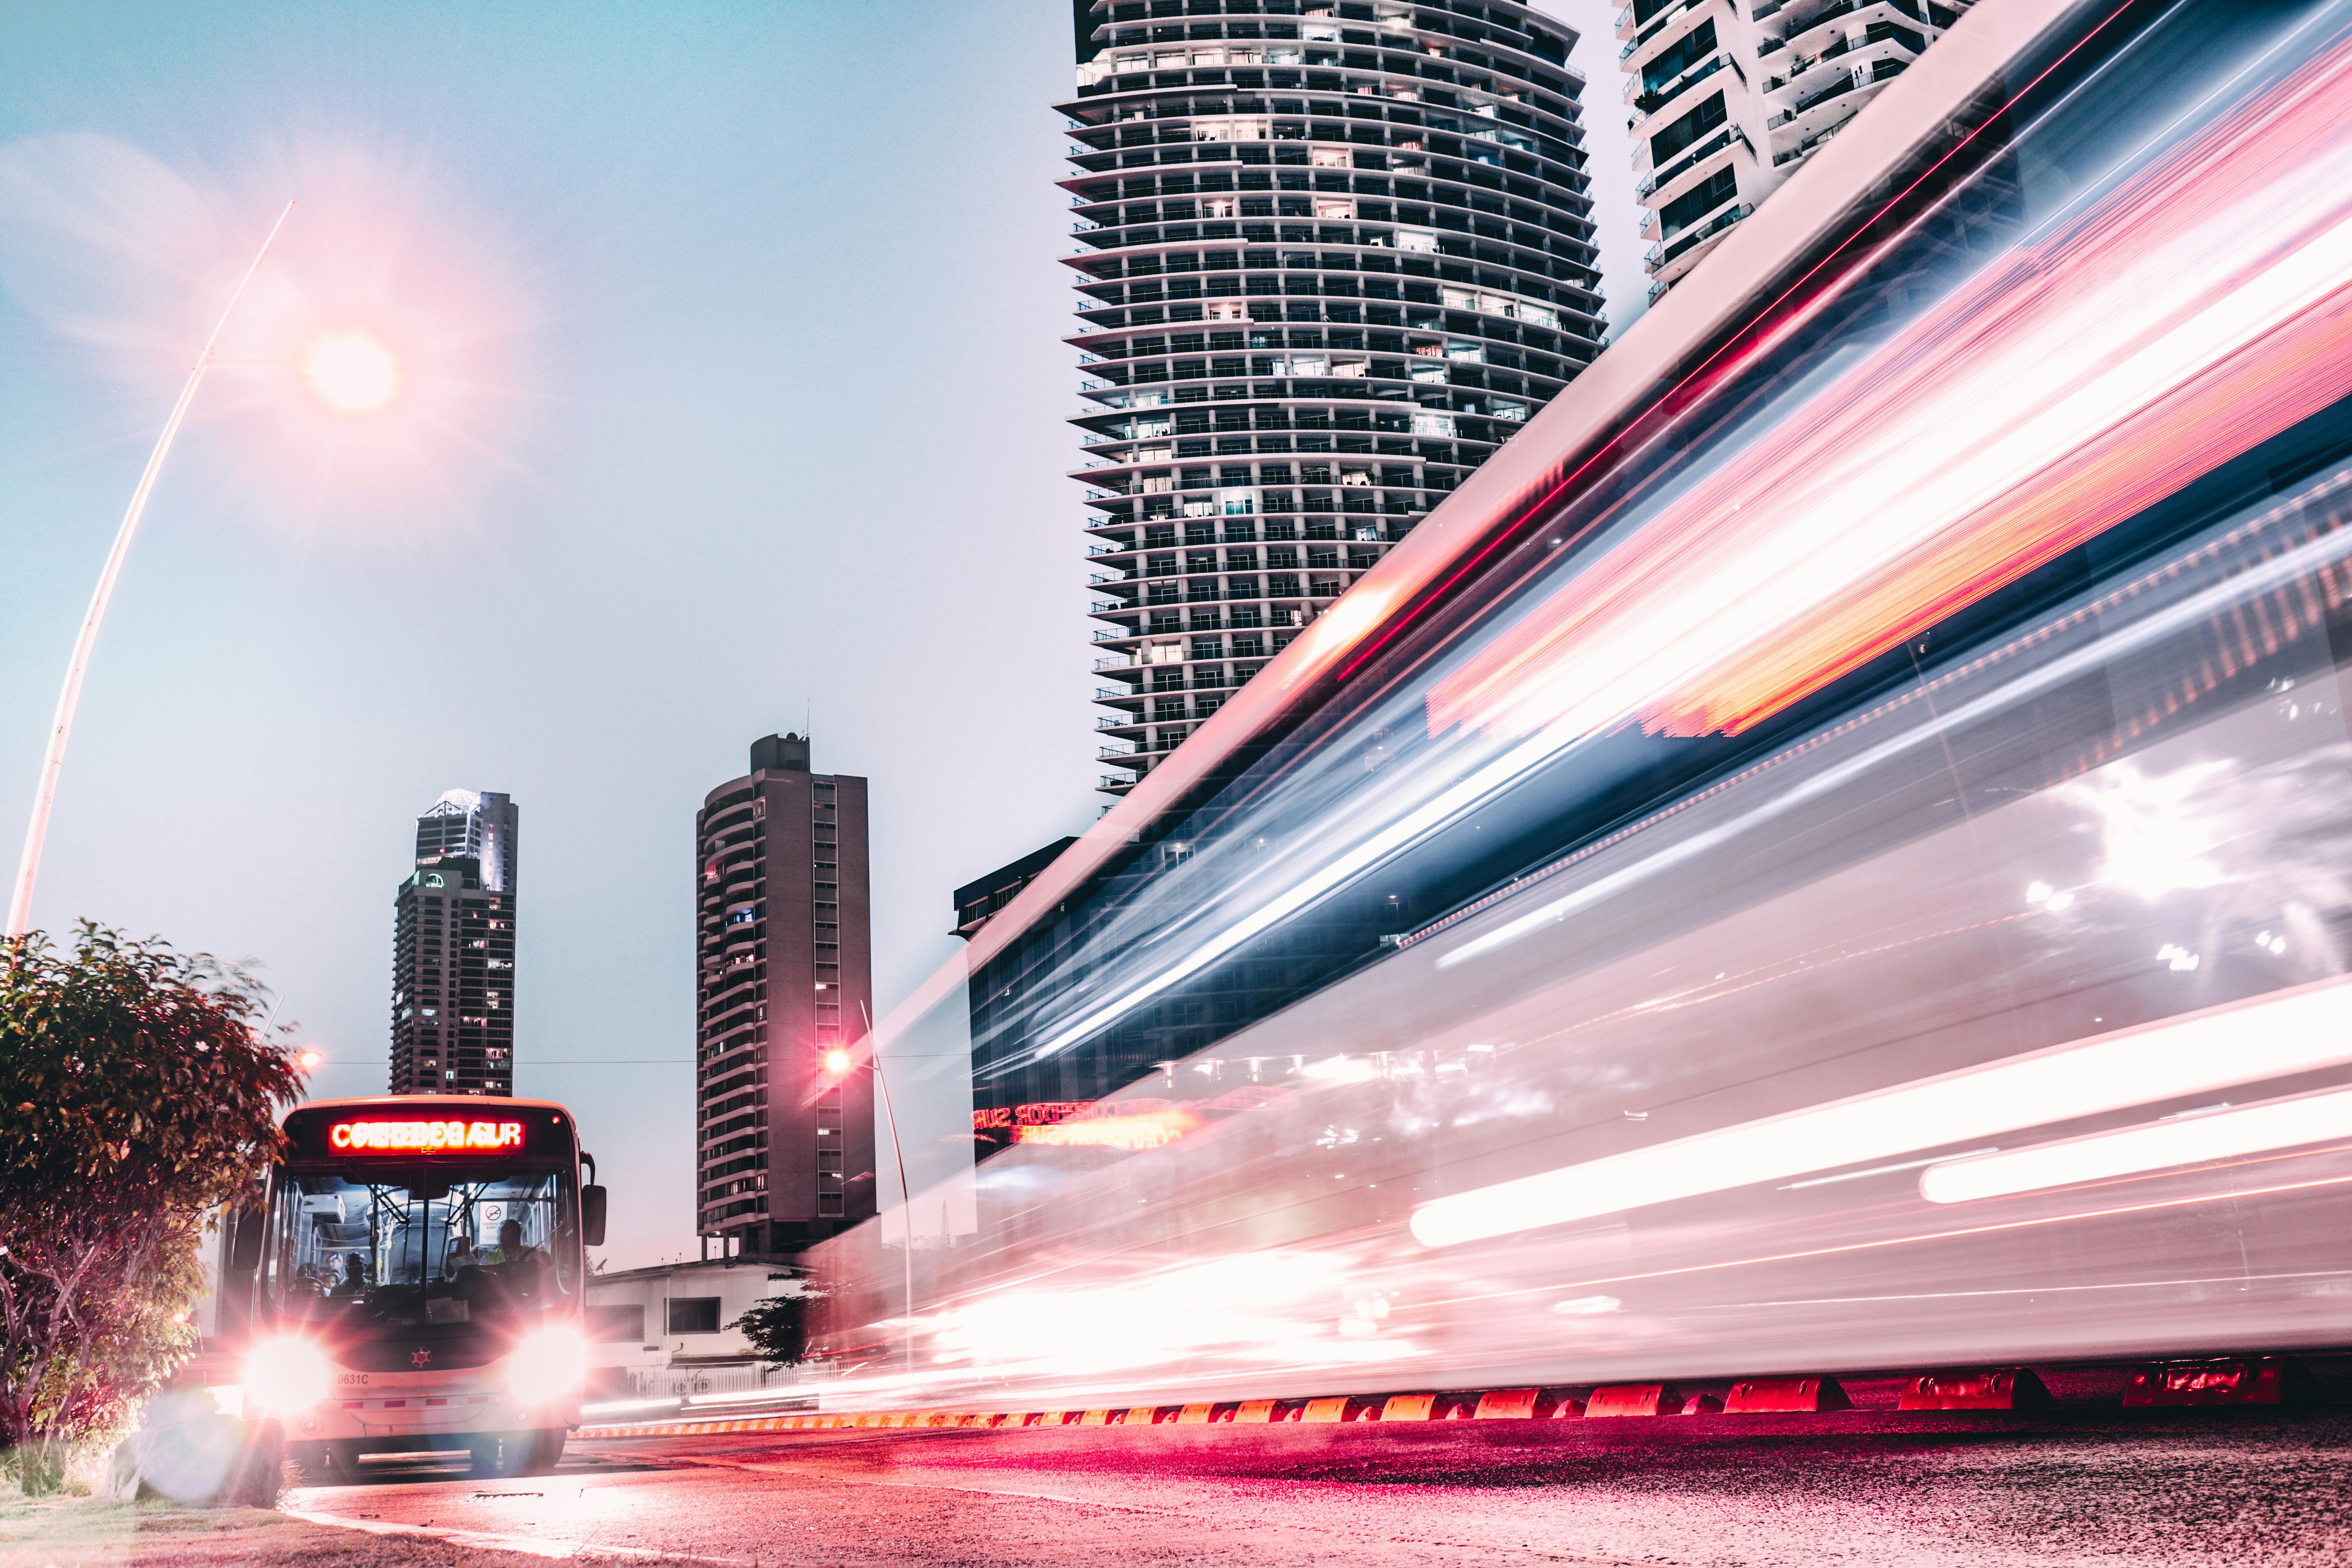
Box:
[1769,55,1910,129]
[1637,125,1745,205]
[1629,49,1727,114]
[1616,0,1711,50]
[1773,113,1857,167]
[1646,200,1752,279]
[1765,36,1855,95]
[1771,69,1862,125]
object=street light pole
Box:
[6,202,295,942]
[857,1003,916,1377]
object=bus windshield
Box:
[266,1163,579,1329]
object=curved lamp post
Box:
[841,1004,917,1375]
[6,203,297,941]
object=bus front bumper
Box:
[277,1385,580,1445]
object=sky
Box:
[0,0,1644,1271]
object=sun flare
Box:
[299,327,401,414]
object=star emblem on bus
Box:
[411,1348,432,1368]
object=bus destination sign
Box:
[281,1101,573,1163]
[328,1118,524,1153]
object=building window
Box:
[666,1297,722,1335]
[1659,166,1738,241]
[588,1304,646,1343]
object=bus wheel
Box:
[289,1440,361,1486]
[524,1429,567,1474]
[468,1432,528,1478]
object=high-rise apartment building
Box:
[389,790,519,1097]
[1626,0,1971,301]
[694,734,877,1259]
[1060,0,1605,795]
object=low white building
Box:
[585,1258,808,1401]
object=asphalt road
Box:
[285,1401,2352,1566]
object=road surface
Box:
[287,1399,2352,1565]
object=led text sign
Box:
[329,1119,524,1153]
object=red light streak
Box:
[1330,2,2148,695]
[1426,31,2352,745]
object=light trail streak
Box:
[1778,1152,1999,1191]
[795,5,2352,1410]
[1501,1169,2352,1300]
[1428,33,2352,747]
[1921,1085,2352,1203]
[1435,501,2352,969]
[1033,26,2352,1065]
[1409,975,2352,1247]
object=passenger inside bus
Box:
[268,1170,574,1328]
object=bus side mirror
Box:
[581,1185,608,1248]
[230,1209,265,1272]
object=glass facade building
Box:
[1061,0,1607,795]
[388,790,518,1097]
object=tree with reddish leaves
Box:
[0,924,300,1492]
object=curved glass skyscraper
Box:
[1060,0,1606,795]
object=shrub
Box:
[0,924,300,1491]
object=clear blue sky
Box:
[0,1,1641,1269]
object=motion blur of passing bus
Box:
[220,1098,607,1481]
[797,0,2352,1412]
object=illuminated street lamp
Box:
[836,1008,916,1372]
[6,204,401,941]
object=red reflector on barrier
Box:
[1586,1383,1681,1417]
[1899,1369,2051,1411]
[2123,1357,2309,1407]
[1232,1399,1281,1424]
[1381,1393,1437,1422]
[1724,1377,1851,1414]
[1679,1393,1723,1415]
[1474,1388,1542,1420]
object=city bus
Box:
[225,1096,607,1482]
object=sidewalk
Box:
[0,1495,632,1568]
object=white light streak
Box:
[1409,976,2352,1248]
[1776,1149,1998,1190]
[1437,516,2352,970]
[1920,1084,2352,1203]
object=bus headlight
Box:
[243,1335,335,1413]
[507,1325,587,1406]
